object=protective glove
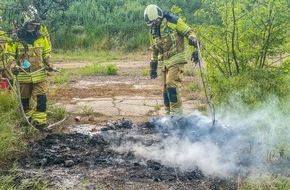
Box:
[46,63,58,72]
[44,58,58,72]
[149,61,158,79]
[10,33,18,41]
[191,51,199,64]
[11,64,21,75]
[188,36,199,48]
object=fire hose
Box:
[12,67,66,131]
[192,42,216,127]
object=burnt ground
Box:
[8,54,289,189]
[18,118,238,189]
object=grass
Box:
[47,105,67,122]
[78,106,104,117]
[50,62,118,84]
[76,63,117,76]
[0,164,49,190]
[141,67,150,77]
[50,69,70,84]
[239,176,290,190]
[52,49,148,62]
[0,92,26,167]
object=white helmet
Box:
[27,5,38,16]
[21,11,40,26]
[21,5,40,27]
[144,4,163,26]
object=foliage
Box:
[197,0,290,75]
[0,92,26,167]
[0,0,203,51]
[194,0,290,106]
[210,66,290,106]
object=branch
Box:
[231,0,239,73]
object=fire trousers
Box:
[161,63,185,115]
[19,80,48,125]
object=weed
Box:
[47,105,67,121]
[186,83,200,92]
[105,64,118,75]
[51,69,70,84]
[141,67,150,77]
[79,106,104,117]
[155,101,161,111]
[77,63,118,76]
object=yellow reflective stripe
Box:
[163,52,188,67]
[181,26,191,36]
[170,33,177,55]
[18,72,33,83]
[25,110,34,118]
[32,111,47,125]
[31,71,46,83]
[18,70,46,83]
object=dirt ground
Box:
[14,55,239,189]
[48,54,205,126]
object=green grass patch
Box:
[51,69,70,84]
[50,63,118,84]
[186,83,200,92]
[52,50,146,62]
[47,105,67,122]
[76,63,118,76]
[240,176,290,190]
[0,92,26,167]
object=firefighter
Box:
[0,17,14,90]
[5,10,55,130]
[144,4,199,115]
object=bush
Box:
[210,67,290,107]
[105,64,118,75]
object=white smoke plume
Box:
[113,95,290,178]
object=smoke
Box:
[113,95,290,178]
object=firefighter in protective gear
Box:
[5,10,54,129]
[144,4,199,115]
[0,19,14,89]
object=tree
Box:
[196,0,290,76]
[194,0,290,105]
